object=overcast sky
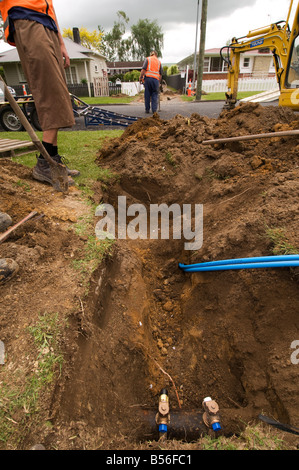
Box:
[0,0,295,63]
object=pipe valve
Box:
[156,388,170,437]
[202,397,222,432]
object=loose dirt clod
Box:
[1,102,299,450]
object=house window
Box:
[204,56,227,73]
[269,56,276,73]
[95,64,99,73]
[17,64,27,83]
[222,61,228,72]
[203,57,210,72]
[210,57,221,72]
[243,58,251,68]
[65,66,78,85]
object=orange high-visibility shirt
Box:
[145,56,162,80]
[0,0,56,45]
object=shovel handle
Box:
[202,130,299,145]
[0,211,38,244]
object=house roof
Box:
[63,38,106,60]
[0,37,105,63]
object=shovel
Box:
[0,77,69,193]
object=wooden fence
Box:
[94,77,109,97]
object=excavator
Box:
[221,0,299,110]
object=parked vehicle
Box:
[0,90,41,132]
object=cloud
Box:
[54,0,291,63]
[54,0,259,31]
[0,0,293,62]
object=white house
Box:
[0,30,108,97]
[178,48,276,80]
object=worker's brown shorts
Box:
[13,20,75,131]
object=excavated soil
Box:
[0,102,299,450]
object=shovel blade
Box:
[49,162,69,193]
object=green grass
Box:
[181,90,264,102]
[265,226,298,255]
[199,424,288,450]
[0,313,65,446]
[6,129,123,197]
[78,95,135,105]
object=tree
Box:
[63,27,103,53]
[123,70,141,82]
[100,11,132,61]
[131,19,163,60]
[101,12,164,61]
[167,65,179,76]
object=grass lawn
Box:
[181,90,264,102]
[5,129,124,197]
[77,95,135,105]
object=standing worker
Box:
[140,50,162,114]
[0,0,80,184]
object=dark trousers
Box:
[144,77,160,113]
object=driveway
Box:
[71,98,279,131]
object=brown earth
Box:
[0,102,299,450]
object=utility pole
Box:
[192,0,200,91]
[195,0,208,101]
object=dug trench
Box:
[49,103,299,450]
[1,102,299,450]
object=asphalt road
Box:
[71,99,279,131]
[0,99,279,132]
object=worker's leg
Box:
[13,20,79,183]
[144,78,151,113]
[43,129,58,146]
[42,129,79,177]
[151,79,160,113]
[33,128,80,181]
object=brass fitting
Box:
[156,389,170,437]
[202,397,222,432]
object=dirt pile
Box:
[0,102,299,450]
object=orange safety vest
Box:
[145,56,161,80]
[0,0,56,45]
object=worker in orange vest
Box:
[0,0,79,184]
[140,50,162,114]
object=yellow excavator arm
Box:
[222,0,299,110]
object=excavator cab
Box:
[280,3,299,107]
[223,0,299,111]
[285,36,299,86]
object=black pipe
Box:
[136,409,208,441]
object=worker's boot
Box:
[0,212,12,232]
[0,258,19,285]
[32,157,75,185]
[51,154,80,178]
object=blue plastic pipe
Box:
[179,255,299,273]
[181,261,299,272]
[179,255,299,270]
